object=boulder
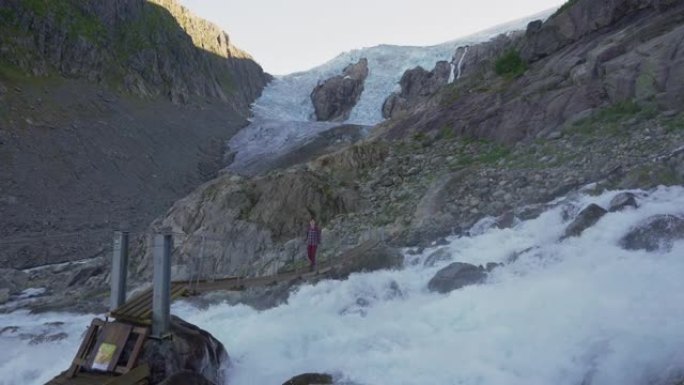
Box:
[0,268,28,294]
[427,262,487,294]
[561,204,607,239]
[608,192,638,212]
[327,241,404,279]
[619,214,684,251]
[311,58,369,121]
[283,373,333,385]
[495,211,517,229]
[140,316,228,385]
[423,248,452,267]
[382,61,452,119]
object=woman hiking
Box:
[305,217,321,272]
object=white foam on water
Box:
[3,187,683,385]
[0,311,97,385]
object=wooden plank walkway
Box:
[190,265,333,293]
[110,239,380,325]
[110,283,188,325]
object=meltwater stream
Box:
[3,186,683,385]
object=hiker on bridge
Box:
[306,217,322,271]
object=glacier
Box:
[227,10,553,176]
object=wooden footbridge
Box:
[46,231,380,385]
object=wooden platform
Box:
[110,283,188,325]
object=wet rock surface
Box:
[427,262,487,294]
[609,192,639,212]
[283,373,334,385]
[141,316,228,385]
[619,214,684,251]
[561,204,608,239]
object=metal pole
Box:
[110,231,129,311]
[152,231,172,339]
[193,235,206,292]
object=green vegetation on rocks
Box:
[22,0,106,44]
[569,100,660,136]
[494,50,527,79]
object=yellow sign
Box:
[92,342,116,371]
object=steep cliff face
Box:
[310,58,369,121]
[0,0,270,108]
[379,0,684,143]
[382,61,452,119]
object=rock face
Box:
[311,58,369,121]
[140,316,228,385]
[520,0,678,61]
[428,262,487,294]
[0,0,270,107]
[133,169,361,279]
[382,61,452,119]
[381,0,684,143]
[619,214,684,251]
[0,268,28,294]
[561,204,608,239]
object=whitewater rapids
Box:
[2,186,683,385]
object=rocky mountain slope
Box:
[0,0,270,270]
[124,0,684,284]
[380,0,684,143]
[0,0,269,107]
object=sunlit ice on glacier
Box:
[226,10,553,175]
[3,186,683,385]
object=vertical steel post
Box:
[110,231,129,311]
[152,231,172,338]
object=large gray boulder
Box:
[382,61,452,119]
[609,192,638,212]
[140,316,228,385]
[311,58,369,121]
[427,262,487,294]
[561,204,607,239]
[619,214,684,251]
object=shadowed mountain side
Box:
[0,0,271,109]
[0,0,270,269]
